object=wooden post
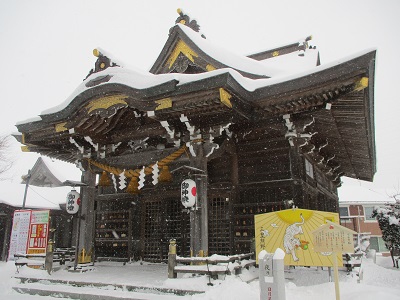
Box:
[333,253,340,300]
[75,168,96,267]
[190,143,208,257]
[168,239,177,279]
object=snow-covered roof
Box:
[176,24,281,77]
[14,46,373,127]
[21,157,84,188]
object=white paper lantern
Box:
[66,190,80,214]
[181,179,196,208]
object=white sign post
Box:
[259,248,286,300]
[312,221,357,300]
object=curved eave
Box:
[16,79,179,133]
[17,50,376,132]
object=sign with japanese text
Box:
[66,190,80,214]
[181,179,196,208]
[255,208,343,267]
[312,221,356,253]
[26,210,50,255]
[8,210,32,260]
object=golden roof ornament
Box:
[84,48,120,81]
[173,8,206,38]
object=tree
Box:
[0,135,13,178]
[372,199,400,267]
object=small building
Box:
[14,11,376,262]
[0,201,74,261]
[339,201,390,255]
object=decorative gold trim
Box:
[55,122,68,132]
[206,64,216,71]
[21,133,26,144]
[354,77,369,91]
[21,145,30,152]
[86,95,128,114]
[93,48,100,57]
[167,40,198,69]
[272,51,280,57]
[155,98,172,110]
[219,88,232,108]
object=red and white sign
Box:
[8,209,50,259]
[181,179,197,208]
[27,210,50,255]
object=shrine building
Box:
[15,10,376,263]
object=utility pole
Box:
[22,170,31,209]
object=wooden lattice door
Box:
[142,196,189,262]
[208,194,232,255]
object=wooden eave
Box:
[16,48,375,180]
[247,41,307,61]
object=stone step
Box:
[13,276,203,300]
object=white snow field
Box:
[1,255,399,300]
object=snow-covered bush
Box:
[372,199,400,266]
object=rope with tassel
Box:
[87,144,188,178]
[87,144,190,193]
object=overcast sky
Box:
[0,0,399,207]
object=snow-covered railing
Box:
[342,253,363,272]
[167,240,255,279]
[14,247,75,273]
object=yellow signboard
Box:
[254,209,344,267]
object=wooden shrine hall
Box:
[15,10,376,263]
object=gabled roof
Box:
[14,15,376,183]
[150,24,319,79]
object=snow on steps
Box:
[13,276,203,300]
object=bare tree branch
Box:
[0,135,14,179]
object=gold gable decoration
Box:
[85,95,129,116]
[167,40,198,69]
[155,98,173,110]
[219,88,233,108]
[55,122,68,133]
[353,77,369,92]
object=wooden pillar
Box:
[77,169,96,264]
[289,146,303,207]
[190,143,208,257]
[1,215,12,261]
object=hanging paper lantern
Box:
[181,179,196,208]
[66,190,80,214]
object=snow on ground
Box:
[1,255,400,299]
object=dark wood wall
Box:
[94,132,340,261]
